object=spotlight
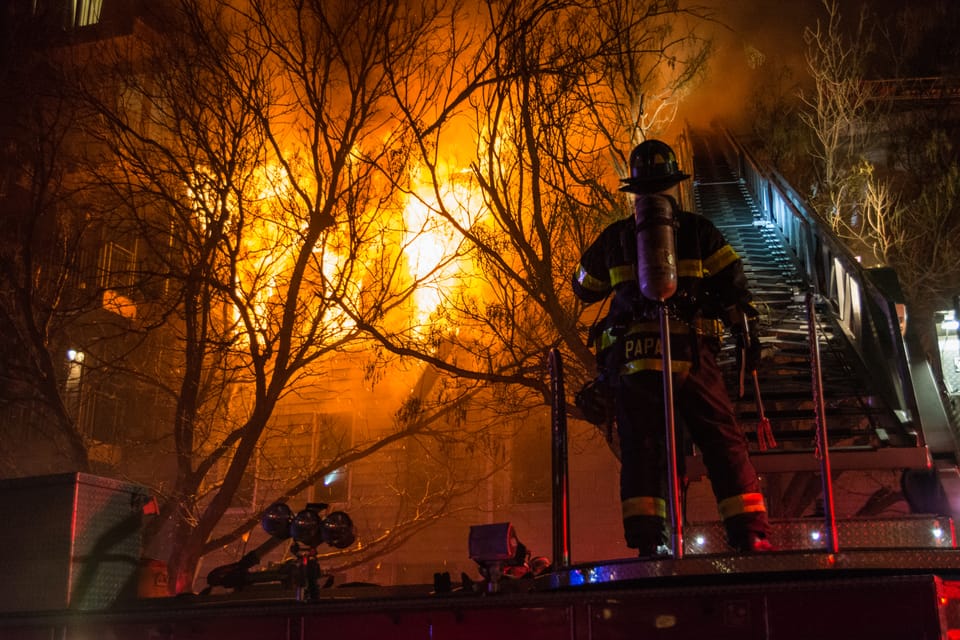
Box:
[290,507,324,547]
[261,502,294,539]
[262,502,355,550]
[322,510,356,549]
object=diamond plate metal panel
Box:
[683,516,955,554]
[0,472,148,612]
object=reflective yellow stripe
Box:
[702,244,739,276]
[575,264,608,293]
[609,265,635,286]
[717,492,768,520]
[622,496,667,519]
[676,258,703,278]
[614,261,705,280]
[622,358,692,375]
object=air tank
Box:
[634,194,678,302]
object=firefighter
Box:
[572,139,773,555]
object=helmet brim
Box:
[619,173,691,195]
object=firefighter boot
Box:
[624,515,670,558]
[731,532,774,553]
[725,513,774,554]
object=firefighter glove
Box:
[575,376,615,426]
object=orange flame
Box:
[402,164,484,331]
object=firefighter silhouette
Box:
[572,140,772,555]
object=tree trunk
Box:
[166,519,204,595]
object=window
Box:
[72,0,102,27]
[98,240,137,290]
[224,412,354,512]
[34,0,103,29]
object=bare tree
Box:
[786,0,960,377]
[64,0,506,591]
[797,1,914,266]
[354,0,715,418]
[800,0,875,204]
[4,0,715,592]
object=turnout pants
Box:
[614,344,769,550]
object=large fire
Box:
[189,156,487,342]
[402,163,485,331]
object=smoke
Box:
[683,0,912,132]
[682,1,816,131]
